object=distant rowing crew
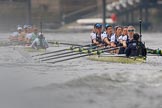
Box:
[9,25,48,49]
[90,23,147,57]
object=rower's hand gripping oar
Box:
[32,43,95,57]
[46,47,120,64]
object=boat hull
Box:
[8,45,46,52]
[88,54,146,64]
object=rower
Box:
[25,25,33,46]
[31,27,39,42]
[110,26,123,47]
[9,26,23,42]
[90,23,103,46]
[118,26,128,54]
[125,33,147,57]
[101,24,114,46]
[31,32,48,49]
[127,26,135,41]
[109,26,123,53]
[90,23,97,44]
[19,25,29,43]
[23,25,28,34]
[120,26,128,47]
[90,23,97,35]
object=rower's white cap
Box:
[28,25,32,29]
[38,32,43,36]
[17,27,22,30]
[23,25,28,29]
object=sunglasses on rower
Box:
[128,29,135,32]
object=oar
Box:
[40,46,109,61]
[47,54,92,64]
[41,51,87,61]
[48,41,84,46]
[37,45,98,60]
[46,47,120,64]
[32,43,94,57]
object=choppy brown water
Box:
[0,32,162,108]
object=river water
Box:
[0,32,162,108]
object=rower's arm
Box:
[92,39,100,45]
[110,35,116,47]
[101,33,110,46]
[91,33,100,45]
[122,40,127,48]
[103,38,111,46]
[110,42,116,47]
